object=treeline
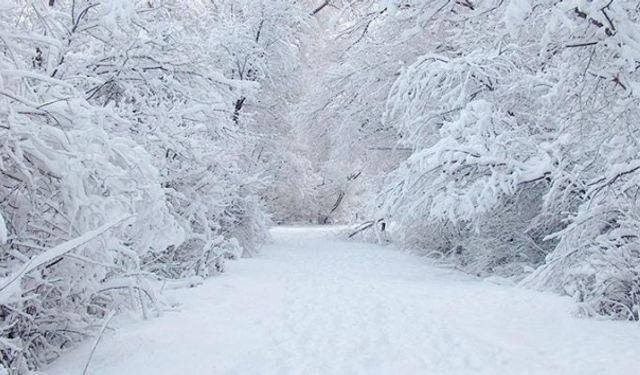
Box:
[0,0,310,372]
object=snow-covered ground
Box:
[46,226,640,375]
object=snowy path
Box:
[48,226,640,375]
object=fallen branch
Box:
[348,219,385,239]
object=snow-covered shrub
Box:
[524,194,640,321]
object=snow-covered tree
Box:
[367,0,640,320]
[291,1,416,223]
[0,0,297,371]
[0,2,180,370]
[3,1,640,372]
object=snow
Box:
[45,226,640,375]
[0,216,131,303]
[0,211,7,245]
[504,0,532,34]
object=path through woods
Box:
[47,227,639,375]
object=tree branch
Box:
[311,1,331,16]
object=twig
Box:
[82,310,116,375]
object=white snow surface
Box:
[46,226,640,375]
[0,211,7,245]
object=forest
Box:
[1,0,640,374]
